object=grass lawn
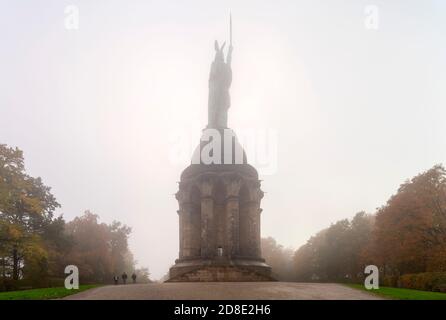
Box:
[347,283,446,300]
[0,284,100,300]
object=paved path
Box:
[64,282,382,300]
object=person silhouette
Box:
[113,275,119,285]
[121,272,128,284]
[131,272,137,284]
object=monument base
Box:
[167,258,275,282]
[169,129,274,282]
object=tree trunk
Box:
[1,257,5,278]
[12,245,19,280]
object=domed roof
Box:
[191,128,247,166]
[181,127,258,180]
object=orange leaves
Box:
[64,211,133,282]
[371,165,446,275]
[294,165,446,281]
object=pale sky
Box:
[1,0,445,279]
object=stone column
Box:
[198,177,214,258]
[177,208,184,259]
[252,207,262,258]
[224,176,242,257]
[176,188,191,259]
[189,202,201,257]
[247,181,264,258]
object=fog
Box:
[1,0,445,279]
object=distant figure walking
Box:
[121,272,128,284]
[132,272,137,284]
[113,275,119,285]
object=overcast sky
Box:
[1,0,445,279]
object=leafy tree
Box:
[293,212,374,282]
[261,237,294,281]
[0,144,59,281]
[0,144,148,290]
[134,267,151,283]
[371,165,446,276]
[294,230,328,281]
[65,211,134,283]
[293,165,446,283]
[109,220,132,275]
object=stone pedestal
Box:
[168,131,273,281]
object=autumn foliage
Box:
[292,165,446,290]
[3,142,445,291]
[0,144,148,291]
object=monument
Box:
[168,16,274,282]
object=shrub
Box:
[0,278,19,292]
[399,272,446,292]
[381,275,398,287]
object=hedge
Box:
[0,277,65,292]
[398,272,446,292]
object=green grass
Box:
[0,284,100,300]
[347,283,446,300]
